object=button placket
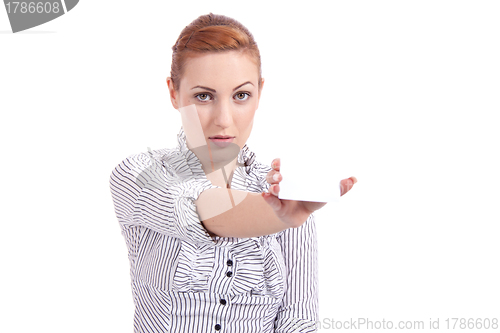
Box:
[226,258,233,278]
[215,293,229,333]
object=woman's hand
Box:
[261,158,358,228]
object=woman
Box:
[109,13,357,332]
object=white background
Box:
[1,1,499,332]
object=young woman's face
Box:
[168,51,263,154]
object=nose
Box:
[213,99,233,128]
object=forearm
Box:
[195,188,290,238]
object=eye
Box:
[234,92,250,101]
[195,93,212,102]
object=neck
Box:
[203,157,238,189]
[186,141,239,189]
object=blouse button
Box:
[215,324,221,330]
[220,299,227,305]
[226,259,233,266]
[226,271,233,277]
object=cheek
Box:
[235,106,256,131]
[181,95,191,107]
[196,111,212,134]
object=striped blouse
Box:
[109,127,318,332]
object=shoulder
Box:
[116,146,177,168]
[109,147,177,188]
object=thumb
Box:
[261,192,282,211]
[339,176,358,196]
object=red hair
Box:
[170,13,262,91]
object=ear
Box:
[258,77,265,99]
[166,77,179,109]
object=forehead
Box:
[180,51,259,90]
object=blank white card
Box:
[278,154,342,203]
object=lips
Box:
[209,136,235,139]
[209,136,235,148]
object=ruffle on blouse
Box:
[171,241,216,292]
[172,235,285,298]
[165,127,284,298]
[229,236,285,298]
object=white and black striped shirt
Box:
[109,127,318,332]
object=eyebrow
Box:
[190,81,254,93]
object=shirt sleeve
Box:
[274,213,319,332]
[109,152,219,244]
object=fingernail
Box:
[272,158,280,169]
[273,173,280,182]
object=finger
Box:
[340,177,357,196]
[261,191,283,211]
[339,179,352,196]
[266,170,282,184]
[269,184,280,196]
[271,158,280,171]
